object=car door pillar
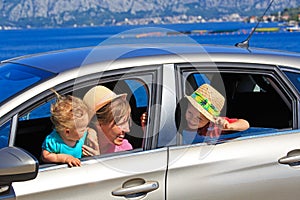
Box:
[157,64,177,147]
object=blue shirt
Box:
[42,129,87,158]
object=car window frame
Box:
[279,66,300,129]
[175,62,298,145]
[0,120,11,149]
[8,65,162,168]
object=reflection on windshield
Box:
[0,120,10,149]
[284,71,300,94]
[0,63,54,104]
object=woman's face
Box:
[185,103,209,130]
[99,114,130,146]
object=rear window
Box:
[0,63,54,104]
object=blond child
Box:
[41,93,98,167]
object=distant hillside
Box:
[0,0,300,28]
[281,6,300,20]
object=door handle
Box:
[278,149,300,165]
[112,179,159,198]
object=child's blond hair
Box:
[50,90,88,134]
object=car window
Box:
[176,69,293,145]
[283,71,300,94]
[190,72,292,129]
[13,76,150,162]
[15,102,54,159]
[0,120,10,149]
[19,99,55,121]
[101,79,149,150]
[125,79,148,108]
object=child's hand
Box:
[215,117,226,128]
[65,155,81,167]
[215,117,232,130]
[222,120,231,130]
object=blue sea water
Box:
[1,21,300,61]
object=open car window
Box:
[186,72,292,129]
[176,69,293,145]
[13,77,150,163]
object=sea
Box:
[1,21,300,61]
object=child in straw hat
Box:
[41,92,97,167]
[183,84,249,144]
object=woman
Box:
[82,85,133,156]
[181,84,249,144]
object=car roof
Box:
[3,43,300,74]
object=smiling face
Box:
[100,114,130,146]
[95,97,131,146]
[185,103,209,130]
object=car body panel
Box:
[1,44,300,199]
[3,47,300,120]
[3,44,300,73]
[11,148,167,200]
[167,130,300,200]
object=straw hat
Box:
[186,84,225,122]
[83,86,127,115]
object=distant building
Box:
[282,14,290,21]
[249,16,257,23]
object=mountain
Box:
[0,0,300,28]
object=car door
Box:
[1,66,168,200]
[11,148,167,200]
[167,63,300,200]
[167,132,300,200]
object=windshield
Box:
[0,63,54,104]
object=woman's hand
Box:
[82,143,100,156]
[82,128,100,156]
[140,112,147,132]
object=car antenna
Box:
[235,0,275,49]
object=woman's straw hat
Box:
[83,86,127,114]
[186,84,225,122]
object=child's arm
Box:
[41,149,81,167]
[222,118,250,131]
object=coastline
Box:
[1,22,300,62]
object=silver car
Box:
[1,43,300,200]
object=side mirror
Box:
[0,147,39,188]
